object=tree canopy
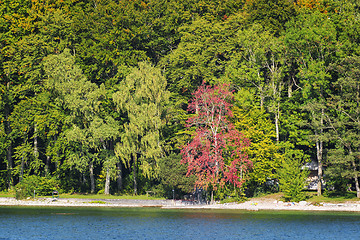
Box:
[0,0,359,201]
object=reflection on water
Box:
[1,207,360,239]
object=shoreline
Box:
[1,197,360,212]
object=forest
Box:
[0,0,360,201]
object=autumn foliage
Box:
[181,83,251,190]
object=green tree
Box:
[226,24,287,142]
[44,49,119,194]
[9,98,44,179]
[225,24,269,109]
[284,9,337,196]
[278,152,309,202]
[232,89,281,195]
[333,0,360,56]
[243,0,296,35]
[160,16,236,158]
[326,56,360,198]
[0,0,73,188]
[113,62,170,195]
[69,0,151,87]
[161,17,230,103]
[158,153,196,198]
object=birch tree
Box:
[113,62,170,194]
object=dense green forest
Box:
[1,0,360,201]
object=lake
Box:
[1,206,360,239]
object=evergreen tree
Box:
[278,153,309,202]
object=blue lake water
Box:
[1,206,360,240]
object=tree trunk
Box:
[316,108,324,196]
[288,80,293,98]
[133,156,137,195]
[20,154,25,182]
[82,172,86,184]
[116,162,123,192]
[104,167,110,195]
[315,135,323,196]
[45,155,50,176]
[317,154,322,196]
[260,94,264,110]
[275,109,280,143]
[5,106,13,189]
[34,124,39,161]
[355,175,360,199]
[89,160,95,194]
[55,152,60,178]
[350,151,360,198]
[6,143,13,189]
[355,84,360,198]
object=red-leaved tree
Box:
[181,83,251,193]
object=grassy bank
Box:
[250,191,360,204]
[0,191,165,200]
[1,190,358,203]
[307,192,359,203]
[57,193,165,200]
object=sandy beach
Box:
[1,197,360,212]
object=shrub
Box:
[278,157,309,202]
[158,154,196,198]
[15,176,59,199]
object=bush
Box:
[158,154,196,198]
[323,177,348,195]
[15,176,59,199]
[278,157,309,202]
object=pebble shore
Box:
[1,197,360,212]
[174,200,360,212]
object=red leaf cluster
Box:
[181,83,251,190]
